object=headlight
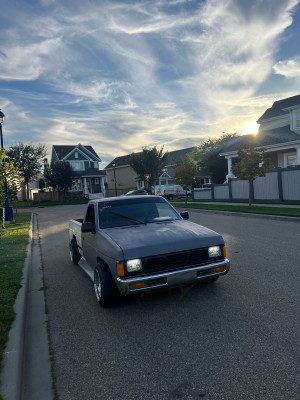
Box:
[126,259,142,272]
[208,246,221,258]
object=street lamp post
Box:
[0,110,14,225]
[112,162,117,196]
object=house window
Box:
[287,154,297,166]
[297,120,300,127]
[95,178,99,184]
[69,161,84,170]
[75,152,78,159]
[94,162,98,169]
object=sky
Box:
[1,0,300,167]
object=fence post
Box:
[277,168,283,202]
[228,178,232,201]
[211,184,215,200]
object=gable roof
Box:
[257,94,300,123]
[52,145,101,161]
[105,147,195,169]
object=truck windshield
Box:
[98,197,181,228]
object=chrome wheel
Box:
[94,269,102,302]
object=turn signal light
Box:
[214,266,225,273]
[117,263,125,277]
[222,246,226,257]
[130,282,146,289]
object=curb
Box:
[1,214,33,400]
[0,213,53,400]
[175,207,300,223]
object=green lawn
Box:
[0,213,32,371]
[172,202,300,218]
[13,199,88,208]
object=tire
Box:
[205,276,219,284]
[94,261,121,308]
[168,194,174,200]
[187,193,191,198]
[70,238,81,265]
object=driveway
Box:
[35,205,300,400]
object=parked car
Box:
[125,189,148,196]
[69,196,230,307]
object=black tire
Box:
[94,261,121,308]
[168,194,174,200]
[70,238,81,265]
[187,193,191,198]
[205,276,219,283]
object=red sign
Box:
[144,174,151,181]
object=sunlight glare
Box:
[240,121,259,135]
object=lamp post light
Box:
[0,109,14,225]
[112,162,117,196]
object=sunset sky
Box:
[1,0,300,166]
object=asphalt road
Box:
[35,205,300,400]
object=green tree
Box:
[6,142,47,204]
[130,146,168,192]
[173,153,197,204]
[0,149,17,226]
[194,132,241,184]
[44,161,75,192]
[231,144,269,206]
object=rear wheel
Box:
[94,261,121,307]
[70,238,81,265]
[168,194,174,200]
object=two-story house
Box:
[105,147,208,196]
[220,94,300,180]
[51,144,106,195]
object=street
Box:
[36,205,300,400]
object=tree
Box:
[0,149,17,225]
[194,132,241,184]
[231,144,269,206]
[173,153,197,204]
[44,161,75,192]
[6,142,47,204]
[130,146,168,192]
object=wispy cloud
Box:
[0,0,300,165]
[273,58,300,77]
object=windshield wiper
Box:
[109,210,147,225]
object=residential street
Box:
[36,204,300,400]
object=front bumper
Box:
[116,258,230,295]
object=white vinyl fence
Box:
[193,167,300,202]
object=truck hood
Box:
[103,220,224,260]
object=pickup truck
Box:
[69,195,230,307]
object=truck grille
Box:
[142,248,224,275]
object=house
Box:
[51,144,106,196]
[105,147,201,196]
[220,94,300,181]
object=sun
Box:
[240,121,259,135]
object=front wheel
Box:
[168,194,174,200]
[94,261,121,307]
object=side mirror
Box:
[81,222,95,233]
[180,211,189,220]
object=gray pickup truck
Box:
[69,195,230,307]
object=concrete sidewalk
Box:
[0,213,53,400]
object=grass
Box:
[172,202,300,218]
[13,199,88,208]
[0,212,32,371]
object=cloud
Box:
[1,0,300,165]
[273,59,300,78]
